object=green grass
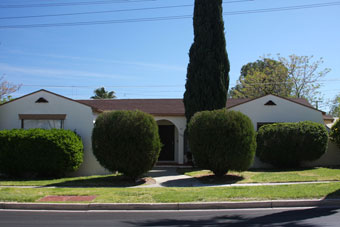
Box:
[2,167,340,187]
[0,174,154,187]
[0,183,340,203]
[177,167,340,184]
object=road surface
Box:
[1,207,340,226]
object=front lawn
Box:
[0,174,154,187]
[1,167,339,187]
[0,182,340,203]
[177,167,340,184]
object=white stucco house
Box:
[0,89,339,176]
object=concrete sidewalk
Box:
[1,199,340,211]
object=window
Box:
[19,114,66,129]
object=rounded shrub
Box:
[188,109,256,177]
[0,129,83,177]
[92,110,161,179]
[256,121,329,168]
[330,119,340,149]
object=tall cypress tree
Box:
[183,0,230,124]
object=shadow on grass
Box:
[195,174,244,185]
[178,166,340,185]
[0,174,155,188]
[159,174,244,187]
[47,176,154,188]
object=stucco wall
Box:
[1,91,338,176]
[303,140,340,167]
[0,91,108,176]
[229,95,325,131]
[229,95,338,168]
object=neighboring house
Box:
[326,117,339,129]
[0,89,339,176]
[324,115,336,126]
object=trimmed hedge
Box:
[92,110,161,179]
[256,121,328,168]
[330,119,340,149]
[0,129,83,177]
[188,109,256,177]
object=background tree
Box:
[278,54,330,103]
[0,76,21,103]
[229,58,291,98]
[183,0,230,124]
[91,87,116,99]
[329,94,340,117]
[229,55,330,106]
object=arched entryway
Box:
[157,120,178,163]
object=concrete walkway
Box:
[137,166,203,187]
[134,166,339,188]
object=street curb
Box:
[1,199,340,210]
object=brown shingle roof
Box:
[77,99,185,116]
[323,114,334,120]
[77,96,321,116]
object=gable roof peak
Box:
[0,89,102,112]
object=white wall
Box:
[229,95,339,168]
[0,91,108,176]
[229,95,324,131]
[1,91,337,176]
[303,141,340,167]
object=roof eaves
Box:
[228,94,325,114]
[0,89,100,112]
[150,113,184,116]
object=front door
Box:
[158,125,175,161]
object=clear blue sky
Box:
[0,0,339,111]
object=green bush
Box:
[256,121,328,168]
[330,119,340,149]
[0,129,83,177]
[188,109,256,177]
[92,110,161,179]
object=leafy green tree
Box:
[229,58,291,98]
[92,110,161,179]
[330,119,340,149]
[257,121,329,168]
[230,55,330,105]
[0,129,83,177]
[91,87,116,99]
[188,109,256,176]
[329,94,340,117]
[278,55,330,103]
[183,0,230,124]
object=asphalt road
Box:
[1,207,340,226]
